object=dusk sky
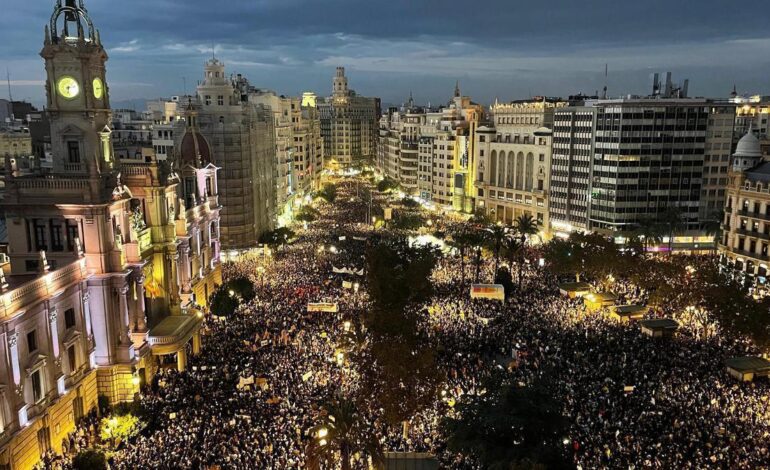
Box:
[2,0,770,108]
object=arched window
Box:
[516,152,525,190]
[490,150,497,185]
[525,153,534,191]
[506,152,514,188]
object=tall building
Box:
[0,3,220,467]
[475,99,565,231]
[146,97,181,161]
[376,87,482,212]
[720,129,770,291]
[190,59,276,250]
[550,91,736,241]
[318,67,380,168]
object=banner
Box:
[342,281,353,289]
[470,284,505,301]
[384,208,393,220]
[237,375,255,390]
[352,236,367,241]
[333,266,365,276]
[339,236,347,241]
[307,302,339,313]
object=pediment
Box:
[58,125,84,136]
[25,353,47,373]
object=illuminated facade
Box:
[319,67,380,168]
[720,130,770,289]
[475,99,564,232]
[550,97,735,240]
[0,3,217,468]
[376,87,482,213]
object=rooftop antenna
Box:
[602,63,608,99]
[6,69,12,102]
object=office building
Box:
[319,67,380,168]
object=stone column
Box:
[176,348,187,371]
[192,332,201,356]
[8,332,21,393]
[117,286,131,345]
[134,274,147,333]
[82,290,94,347]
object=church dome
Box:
[734,131,762,158]
[179,128,211,167]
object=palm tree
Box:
[659,208,686,255]
[466,229,487,283]
[635,217,664,253]
[502,235,525,287]
[486,224,508,276]
[448,227,474,290]
[515,214,538,246]
[702,209,725,253]
[306,396,383,470]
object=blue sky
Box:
[2,0,770,107]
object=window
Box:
[67,345,77,373]
[27,330,38,354]
[67,221,79,251]
[51,223,64,252]
[67,141,80,164]
[65,308,76,330]
[34,220,47,251]
[31,370,43,402]
[205,95,211,106]
[217,95,224,106]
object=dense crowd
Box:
[47,177,770,469]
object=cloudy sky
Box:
[2,0,770,108]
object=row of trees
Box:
[543,231,770,350]
[447,213,540,290]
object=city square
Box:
[0,1,770,469]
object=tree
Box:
[376,177,399,193]
[360,239,444,425]
[306,396,384,470]
[467,229,487,283]
[72,450,107,470]
[317,183,338,203]
[702,209,724,252]
[634,217,664,253]
[486,225,508,276]
[515,214,538,245]
[448,228,476,291]
[295,205,320,223]
[100,413,140,446]
[442,372,569,470]
[658,207,687,254]
[259,227,296,250]
[501,235,525,287]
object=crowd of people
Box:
[46,176,770,469]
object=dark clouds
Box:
[2,0,770,107]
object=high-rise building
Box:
[475,99,565,231]
[0,3,220,467]
[550,92,736,243]
[319,67,380,168]
[376,87,482,212]
[720,129,770,292]
[190,60,276,250]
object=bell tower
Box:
[41,0,113,176]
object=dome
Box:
[179,128,211,167]
[734,131,762,158]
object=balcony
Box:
[731,248,770,262]
[0,259,87,320]
[736,209,770,221]
[736,228,770,241]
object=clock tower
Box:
[41,0,113,177]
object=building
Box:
[0,3,220,467]
[190,59,276,250]
[146,98,181,161]
[720,129,770,291]
[318,67,380,168]
[549,88,736,243]
[111,109,152,145]
[474,99,564,231]
[377,87,482,212]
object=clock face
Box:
[93,78,104,99]
[57,76,80,100]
